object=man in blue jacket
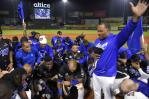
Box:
[93,1,148,99]
[15,41,39,69]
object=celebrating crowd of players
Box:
[0,0,149,99]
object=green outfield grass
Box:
[2,29,149,36]
[2,29,149,51]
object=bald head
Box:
[23,64,32,76]
[120,79,138,94]
[68,59,77,72]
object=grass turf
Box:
[2,29,149,36]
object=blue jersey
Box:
[29,37,39,46]
[126,66,141,79]
[35,44,54,62]
[15,47,39,68]
[79,42,94,56]
[132,79,149,97]
[54,45,65,55]
[63,37,74,51]
[118,47,132,59]
[51,36,63,47]
[13,42,22,54]
[94,19,138,77]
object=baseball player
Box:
[0,29,13,72]
[92,1,148,99]
[15,41,39,69]
[35,35,54,63]
[57,59,85,99]
[120,79,149,98]
[51,31,63,48]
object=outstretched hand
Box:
[130,0,148,17]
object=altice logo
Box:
[34,2,50,8]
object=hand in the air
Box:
[130,0,148,17]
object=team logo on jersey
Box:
[0,48,9,56]
[96,42,108,50]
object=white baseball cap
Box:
[39,35,47,44]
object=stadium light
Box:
[62,0,68,3]
[62,0,68,24]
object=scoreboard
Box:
[33,2,51,19]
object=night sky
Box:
[0,0,148,18]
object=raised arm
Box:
[116,0,148,49]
